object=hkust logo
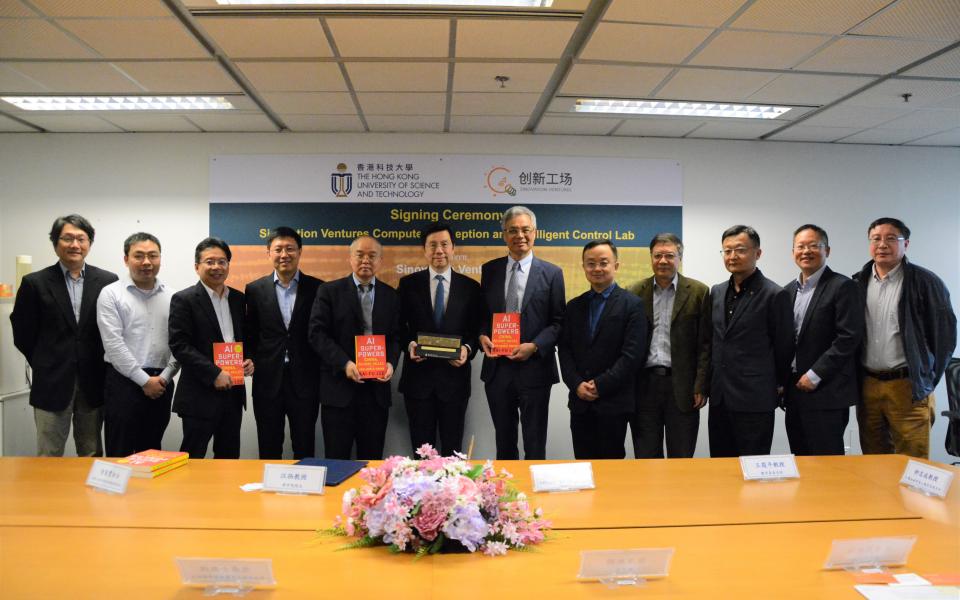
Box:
[485,166,517,197]
[331,162,353,198]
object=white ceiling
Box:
[0,0,958,146]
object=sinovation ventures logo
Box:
[484,166,517,197]
[331,162,353,198]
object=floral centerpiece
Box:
[329,444,551,557]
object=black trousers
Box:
[630,369,700,458]
[785,406,849,456]
[179,397,243,459]
[404,390,468,456]
[103,367,172,457]
[708,402,775,457]
[321,385,389,460]
[253,365,320,460]
[570,408,628,459]
[484,368,551,460]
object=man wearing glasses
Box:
[853,217,956,459]
[11,214,118,456]
[169,237,254,459]
[707,225,793,457]
[478,206,565,459]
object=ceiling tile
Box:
[904,127,960,145]
[187,112,277,131]
[99,114,201,131]
[7,61,142,93]
[655,68,778,102]
[580,22,712,63]
[731,0,892,34]
[875,108,960,132]
[835,128,923,144]
[365,115,443,132]
[536,115,621,135]
[0,64,49,93]
[345,62,448,92]
[30,0,171,17]
[327,18,448,58]
[450,92,540,116]
[687,120,784,139]
[0,115,38,131]
[199,17,332,59]
[236,61,345,92]
[796,37,948,74]
[903,47,960,78]
[560,64,671,97]
[748,73,872,105]
[803,104,910,128]
[279,114,365,132]
[852,0,960,42]
[602,0,743,28]
[115,61,240,93]
[262,91,356,114]
[357,92,445,116]
[767,125,865,142]
[20,115,122,131]
[612,117,704,137]
[690,31,832,69]
[449,115,528,133]
[845,79,960,109]
[457,19,576,59]
[453,62,555,93]
[0,3,37,17]
[0,19,95,59]
[58,18,208,59]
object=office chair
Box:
[943,357,960,465]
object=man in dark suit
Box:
[169,237,254,459]
[707,225,793,457]
[559,240,646,459]
[784,224,863,456]
[398,223,482,455]
[478,206,565,460]
[245,227,323,460]
[629,233,711,459]
[11,214,118,457]
[308,235,401,460]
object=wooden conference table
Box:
[0,455,957,599]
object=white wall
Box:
[1,132,958,464]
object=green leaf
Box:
[465,464,484,480]
[428,533,446,555]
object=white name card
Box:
[739,454,800,481]
[262,464,326,495]
[823,536,917,570]
[175,558,275,587]
[85,459,132,495]
[578,548,674,581]
[899,460,954,499]
[530,462,595,493]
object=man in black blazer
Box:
[707,225,793,457]
[169,238,253,459]
[398,223,482,456]
[308,236,401,460]
[245,227,323,459]
[478,206,565,460]
[11,214,117,456]
[784,224,863,455]
[559,240,646,459]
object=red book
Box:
[490,312,521,356]
[355,335,387,379]
[115,449,188,472]
[213,342,245,386]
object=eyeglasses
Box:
[720,247,752,257]
[652,253,678,261]
[130,252,160,262]
[583,260,613,270]
[59,235,89,245]
[270,246,299,255]
[200,259,229,267]
[869,235,905,245]
[505,227,534,236]
[793,243,824,252]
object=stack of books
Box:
[115,449,188,479]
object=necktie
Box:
[589,292,604,340]
[433,274,445,329]
[506,261,520,313]
[360,283,373,334]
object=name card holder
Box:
[577,548,674,589]
[85,459,132,495]
[530,462,595,493]
[175,557,275,597]
[262,464,326,495]
[739,454,800,482]
[899,459,954,499]
[823,536,917,572]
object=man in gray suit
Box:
[478,206,565,459]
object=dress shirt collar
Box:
[59,261,85,279]
[729,269,760,293]
[592,281,617,299]
[507,252,534,273]
[797,264,826,291]
[274,270,301,287]
[428,267,450,282]
[122,274,164,295]
[352,273,376,289]
[654,274,678,292]
[873,260,903,282]
[201,280,229,300]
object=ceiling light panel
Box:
[215,1,555,5]
[574,99,794,119]
[1,96,236,110]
